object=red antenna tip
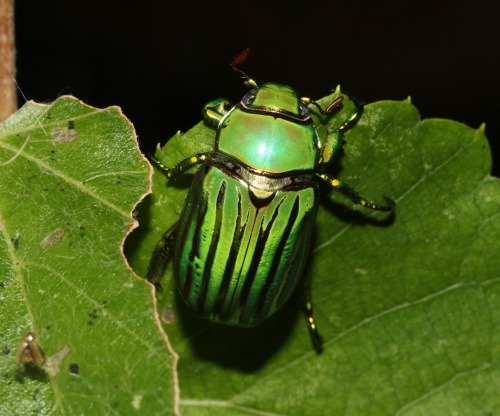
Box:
[232,48,251,67]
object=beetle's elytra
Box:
[148,50,394,353]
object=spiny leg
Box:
[147,152,215,290]
[318,173,395,211]
[147,223,178,291]
[300,269,323,354]
[320,96,364,166]
[303,295,323,355]
[150,152,214,179]
[203,98,232,126]
[337,96,364,134]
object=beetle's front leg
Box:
[202,98,232,126]
[318,173,395,211]
[150,152,215,179]
[320,129,343,166]
[319,99,364,166]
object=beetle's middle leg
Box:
[147,223,177,291]
[317,173,395,211]
[147,151,216,290]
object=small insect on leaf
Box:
[15,332,46,369]
[40,227,65,250]
[14,332,71,376]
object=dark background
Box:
[14,0,500,176]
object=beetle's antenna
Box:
[230,48,258,87]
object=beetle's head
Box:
[231,49,344,120]
[240,83,311,121]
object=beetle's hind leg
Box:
[147,223,178,291]
[300,269,323,354]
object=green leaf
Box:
[129,90,500,415]
[0,97,177,415]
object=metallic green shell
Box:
[173,166,318,327]
[216,83,320,173]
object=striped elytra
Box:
[174,165,318,327]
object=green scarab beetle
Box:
[148,50,394,353]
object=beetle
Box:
[148,49,394,353]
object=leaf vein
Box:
[393,362,492,416]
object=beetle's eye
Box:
[299,102,309,118]
[241,91,256,106]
